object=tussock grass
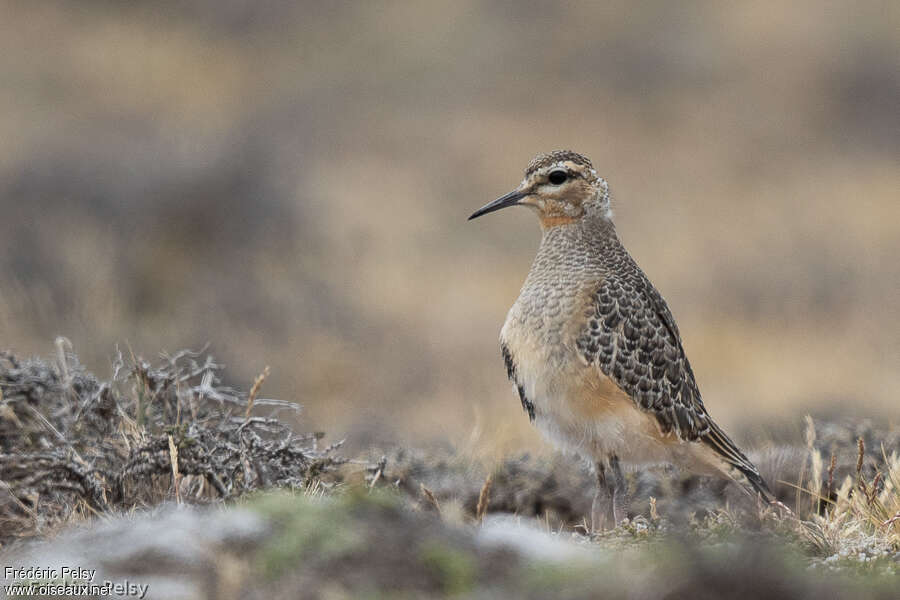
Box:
[789,419,899,567]
[0,342,344,546]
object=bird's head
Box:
[468,150,610,228]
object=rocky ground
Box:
[3,490,896,600]
[1,346,898,599]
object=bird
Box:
[468,150,772,530]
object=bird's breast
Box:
[500,285,673,464]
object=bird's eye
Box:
[548,170,568,185]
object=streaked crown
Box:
[525,150,594,177]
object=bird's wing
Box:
[575,266,771,498]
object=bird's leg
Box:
[591,461,611,533]
[608,455,629,525]
[591,456,629,532]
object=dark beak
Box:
[468,189,527,221]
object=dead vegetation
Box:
[0,341,345,546]
[792,419,900,568]
[1,343,897,594]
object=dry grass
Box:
[1,345,897,597]
[790,422,900,565]
[359,416,899,575]
[0,344,344,547]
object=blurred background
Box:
[1,1,897,455]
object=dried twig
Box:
[856,437,865,478]
[368,456,386,490]
[476,474,492,522]
[420,484,441,515]
[883,511,900,528]
[168,434,181,504]
[245,366,270,421]
[825,452,836,505]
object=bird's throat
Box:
[539,215,579,228]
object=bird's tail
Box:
[701,420,773,501]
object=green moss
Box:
[419,540,476,596]
[519,561,599,592]
[245,487,409,580]
[249,491,366,579]
[339,484,402,512]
